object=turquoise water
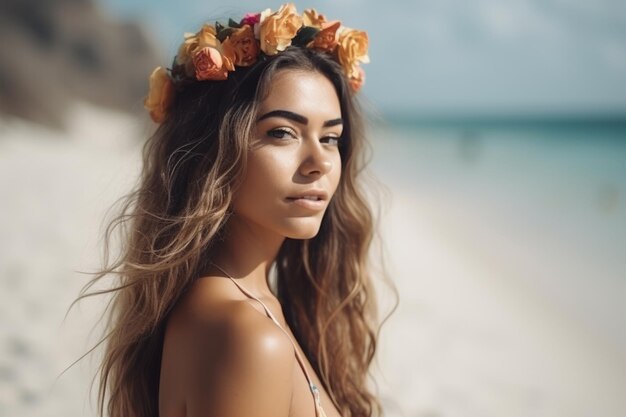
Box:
[370,118,626,350]
[377,116,626,182]
[372,118,626,195]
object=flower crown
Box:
[143,3,370,123]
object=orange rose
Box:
[177,25,216,75]
[144,66,174,123]
[302,8,327,28]
[308,20,341,53]
[337,28,370,79]
[259,3,303,55]
[222,25,259,67]
[193,47,229,81]
[176,33,198,76]
[177,25,235,77]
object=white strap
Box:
[210,263,328,415]
[223,275,325,412]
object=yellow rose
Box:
[255,8,272,38]
[144,66,174,123]
[302,8,327,28]
[336,28,370,79]
[196,24,220,48]
[222,25,260,67]
[308,20,341,53]
[176,33,198,76]
[259,3,303,55]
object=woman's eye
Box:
[323,136,341,146]
[267,128,296,140]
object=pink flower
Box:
[241,12,261,26]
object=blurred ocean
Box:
[1,107,625,417]
[369,116,626,416]
[372,116,626,344]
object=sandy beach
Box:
[1,103,625,417]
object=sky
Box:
[98,0,626,116]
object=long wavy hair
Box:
[68,46,395,417]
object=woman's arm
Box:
[161,298,295,417]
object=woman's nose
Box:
[299,141,333,177]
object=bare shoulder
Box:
[165,276,291,349]
[160,276,294,417]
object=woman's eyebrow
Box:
[257,109,343,127]
[323,118,344,127]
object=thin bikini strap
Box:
[224,276,318,386]
[221,274,326,416]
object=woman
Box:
[71,4,393,417]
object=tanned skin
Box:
[159,70,344,417]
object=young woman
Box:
[72,4,392,417]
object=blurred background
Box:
[1,0,625,416]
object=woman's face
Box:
[231,69,343,240]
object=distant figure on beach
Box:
[71,4,391,417]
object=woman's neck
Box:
[211,214,285,297]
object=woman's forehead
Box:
[257,70,342,121]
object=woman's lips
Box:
[286,197,326,210]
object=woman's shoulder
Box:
[160,276,295,416]
[165,275,293,358]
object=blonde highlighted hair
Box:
[68,46,396,417]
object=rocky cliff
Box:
[0,0,160,128]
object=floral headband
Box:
[143,3,370,123]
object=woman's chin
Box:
[281,219,323,240]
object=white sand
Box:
[370,127,626,416]
[373,189,625,417]
[0,104,624,417]
[0,104,143,417]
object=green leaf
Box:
[217,27,234,43]
[228,18,242,28]
[215,21,225,33]
[291,26,320,47]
